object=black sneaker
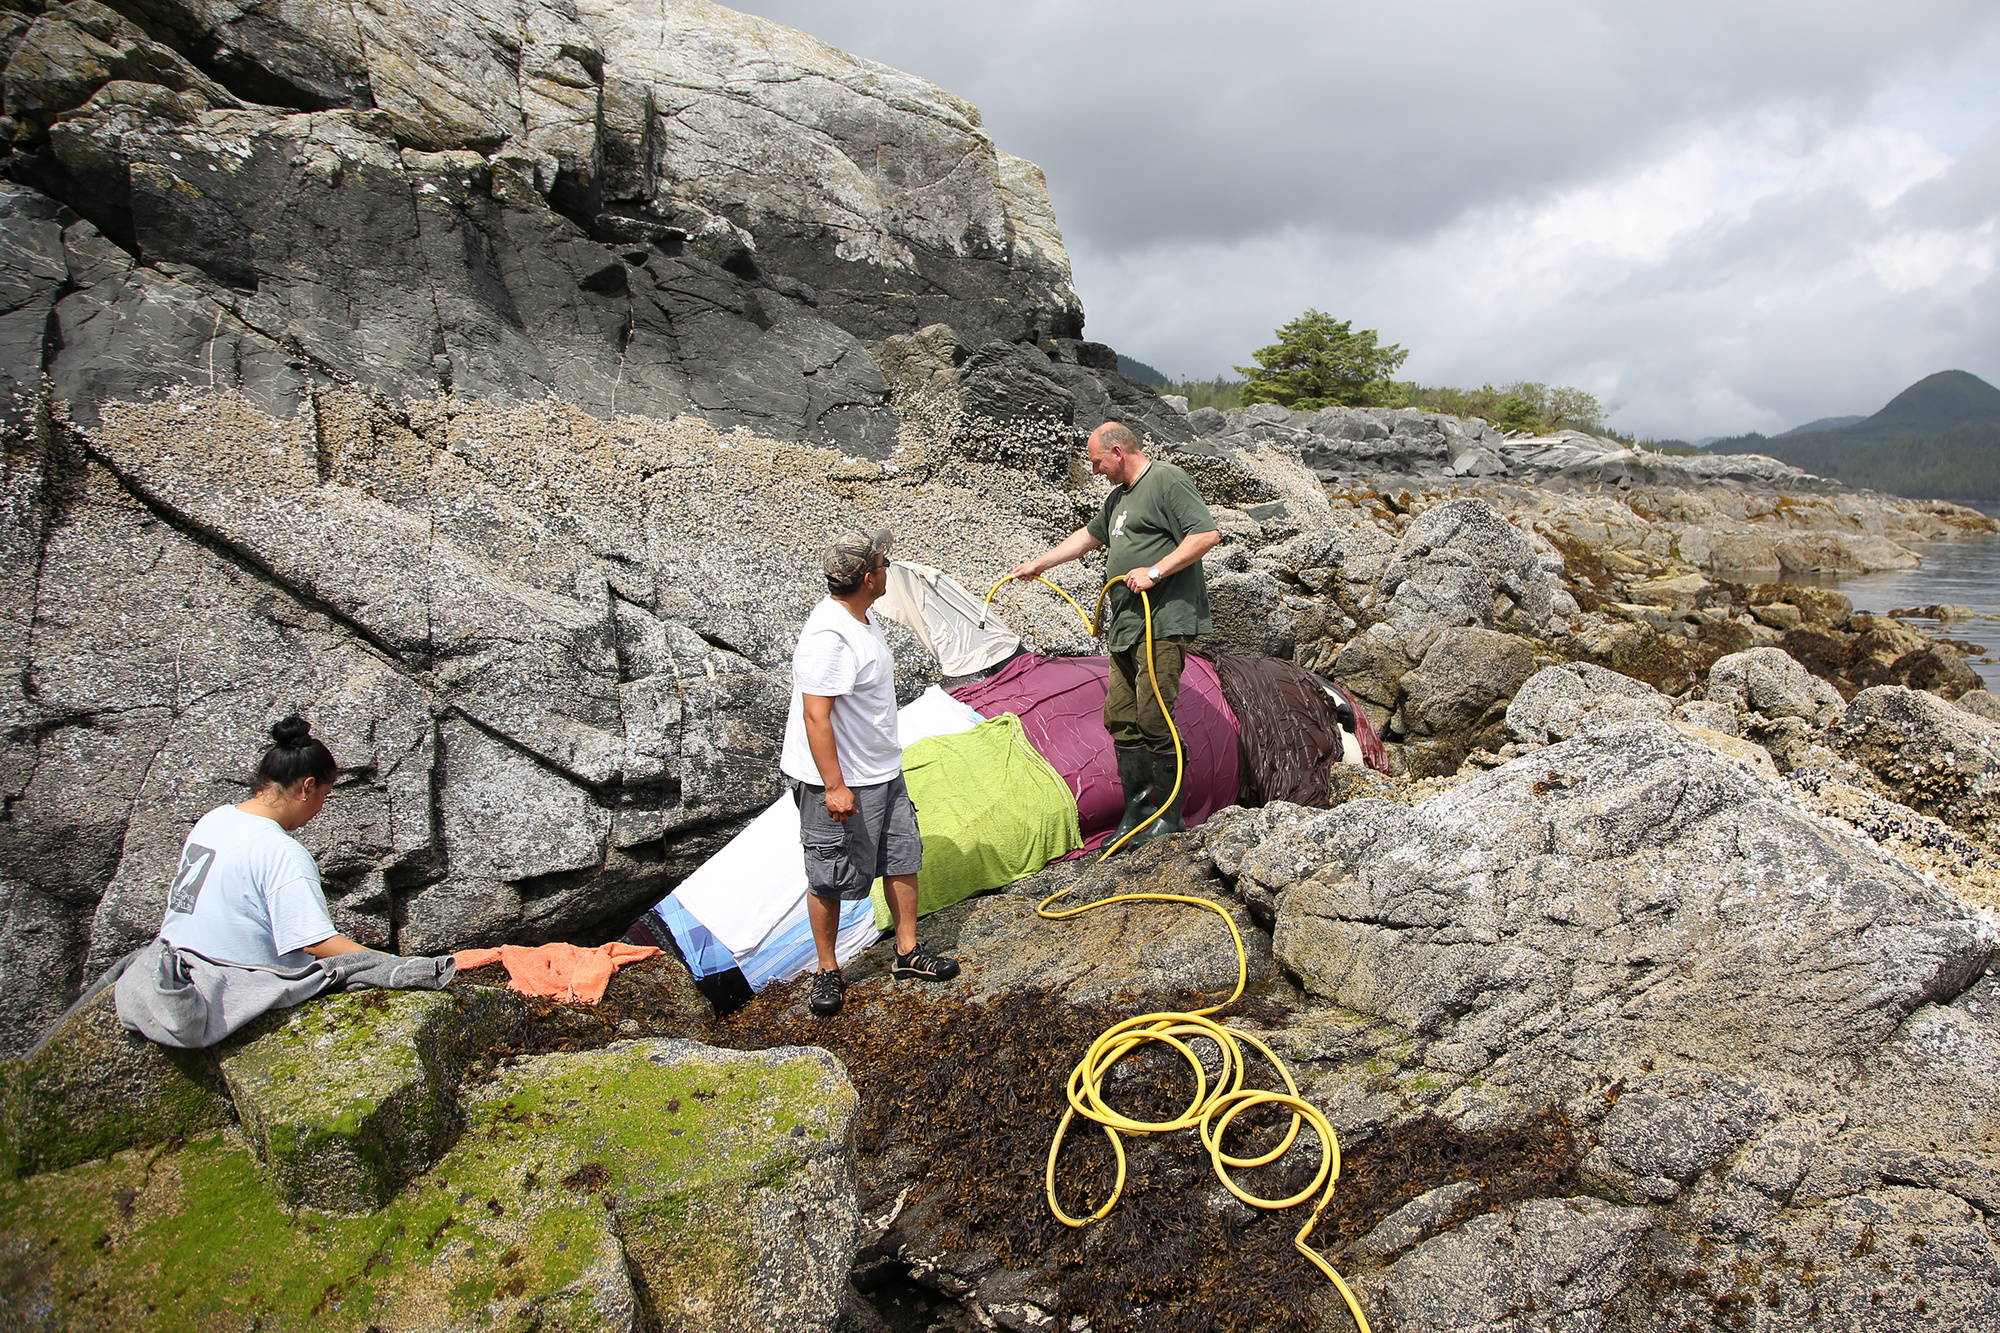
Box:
[892,943,960,982]
[808,968,846,1017]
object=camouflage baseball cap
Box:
[824,528,894,582]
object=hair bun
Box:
[269,715,313,748]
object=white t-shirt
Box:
[780,597,903,787]
[158,805,337,968]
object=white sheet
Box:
[875,561,1023,677]
[897,682,989,746]
[667,686,984,955]
[739,893,883,989]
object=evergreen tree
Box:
[1235,309,1408,410]
[1494,393,1541,432]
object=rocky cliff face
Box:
[1,357,1991,1055]
[0,0,1193,1047]
[0,0,1142,452]
[0,380,1350,1051]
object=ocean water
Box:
[1784,502,2000,689]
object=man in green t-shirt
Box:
[1009,422,1220,846]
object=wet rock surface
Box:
[956,842,1273,1005]
[1351,1196,1657,1333]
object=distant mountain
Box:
[1841,370,2000,442]
[1117,354,1169,387]
[1706,370,2000,501]
[1777,415,1865,438]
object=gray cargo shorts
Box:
[790,773,924,901]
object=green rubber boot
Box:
[1113,744,1157,840]
[1130,747,1187,847]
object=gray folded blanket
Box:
[111,939,458,1050]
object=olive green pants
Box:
[1103,635,1193,756]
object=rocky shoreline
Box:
[6,379,2000,1332]
[5,2,2000,1330]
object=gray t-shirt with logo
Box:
[158,804,336,967]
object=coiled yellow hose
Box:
[982,574,1371,1333]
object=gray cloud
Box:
[734,1,2000,437]
[1897,121,2000,224]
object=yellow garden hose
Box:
[982,574,1371,1333]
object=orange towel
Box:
[452,941,661,1005]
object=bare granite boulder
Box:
[1349,1197,1657,1333]
[1506,662,1672,747]
[1231,718,2000,1330]
[1332,622,1430,734]
[1706,646,1846,728]
[1398,627,1537,738]
[1378,498,1566,639]
[1272,719,1992,1090]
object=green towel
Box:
[871,713,1082,929]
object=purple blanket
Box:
[951,654,1242,850]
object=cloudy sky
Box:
[735,0,2000,441]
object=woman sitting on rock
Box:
[156,714,367,966]
[113,715,455,1049]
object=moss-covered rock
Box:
[0,1038,859,1331]
[2,985,234,1180]
[217,985,527,1215]
[482,1040,861,1332]
[0,1124,635,1332]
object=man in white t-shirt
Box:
[781,528,959,1016]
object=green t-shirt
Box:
[1084,458,1218,651]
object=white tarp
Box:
[666,686,985,958]
[875,561,1022,677]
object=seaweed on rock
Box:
[708,978,1589,1333]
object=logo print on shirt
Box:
[167,843,217,914]
[1111,510,1128,538]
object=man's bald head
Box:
[1085,421,1149,485]
[1089,421,1141,454]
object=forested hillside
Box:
[1706,370,2000,500]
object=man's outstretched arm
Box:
[1010,528,1103,581]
